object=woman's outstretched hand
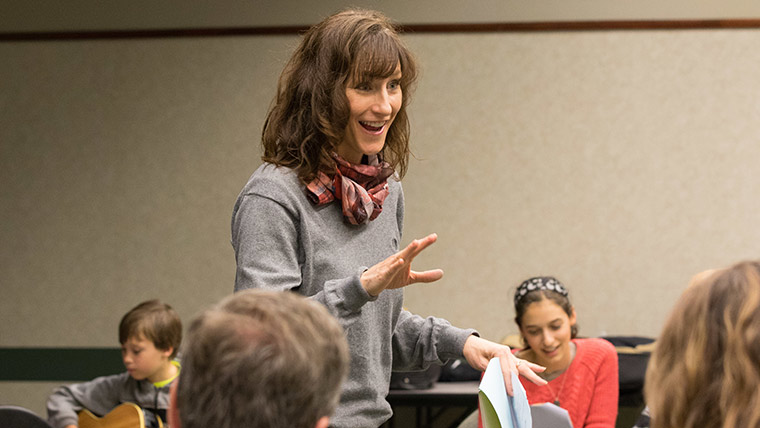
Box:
[360,233,444,297]
[463,335,547,396]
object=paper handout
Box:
[478,358,574,428]
[530,402,573,428]
[478,357,531,428]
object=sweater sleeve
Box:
[389,183,476,371]
[583,339,619,428]
[390,308,477,371]
[232,192,303,293]
[231,181,373,330]
[46,373,127,428]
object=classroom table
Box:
[382,380,479,428]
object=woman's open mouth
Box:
[360,120,386,133]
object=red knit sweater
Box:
[478,338,619,428]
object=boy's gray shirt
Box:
[46,372,172,428]
[232,163,476,428]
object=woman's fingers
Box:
[408,269,444,284]
[517,360,547,386]
[361,256,405,296]
[361,233,440,295]
[464,336,547,397]
[398,233,437,262]
[499,354,519,396]
[499,355,547,396]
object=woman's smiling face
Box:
[519,298,577,372]
[337,65,402,164]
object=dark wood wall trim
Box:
[406,19,760,32]
[2,19,760,41]
[0,348,124,381]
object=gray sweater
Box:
[231,163,475,428]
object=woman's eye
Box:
[388,80,400,90]
[355,83,371,91]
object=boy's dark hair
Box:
[119,299,182,359]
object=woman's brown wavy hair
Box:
[645,260,760,428]
[261,8,418,184]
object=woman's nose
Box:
[371,90,392,115]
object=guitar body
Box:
[78,403,163,428]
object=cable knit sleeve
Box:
[583,338,619,428]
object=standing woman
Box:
[480,277,619,428]
[231,8,545,428]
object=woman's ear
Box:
[569,307,577,326]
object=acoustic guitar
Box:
[78,403,164,428]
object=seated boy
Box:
[47,299,182,428]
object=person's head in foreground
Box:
[514,276,578,374]
[645,260,760,428]
[175,290,350,428]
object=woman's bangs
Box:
[350,33,402,83]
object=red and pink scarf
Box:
[306,153,394,225]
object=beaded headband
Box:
[514,276,568,305]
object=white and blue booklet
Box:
[478,358,574,428]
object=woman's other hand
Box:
[360,233,444,297]
[462,335,547,396]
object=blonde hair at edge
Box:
[645,260,760,428]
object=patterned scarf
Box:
[306,153,395,225]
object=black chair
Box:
[601,336,655,407]
[0,405,53,428]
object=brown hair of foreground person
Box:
[176,289,350,428]
[645,260,760,428]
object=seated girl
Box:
[479,276,619,428]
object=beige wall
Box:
[2,1,760,418]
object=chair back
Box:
[0,405,53,428]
